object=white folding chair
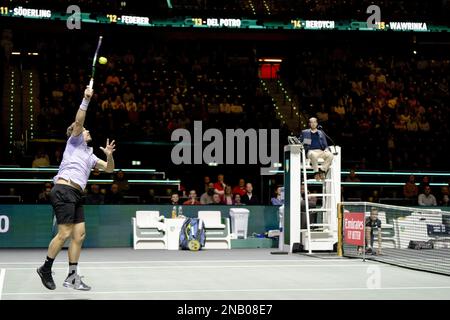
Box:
[132,211,167,249]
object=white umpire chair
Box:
[132,211,167,249]
[197,211,231,249]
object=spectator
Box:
[368,190,380,203]
[241,183,259,205]
[441,195,450,207]
[345,169,362,200]
[420,176,430,189]
[200,183,215,204]
[403,175,419,204]
[52,147,63,165]
[113,170,130,194]
[233,193,244,205]
[300,184,317,228]
[37,182,52,203]
[85,184,105,205]
[271,186,284,205]
[112,96,125,110]
[32,150,50,168]
[171,96,184,112]
[203,176,211,193]
[223,186,234,205]
[122,87,135,103]
[439,186,450,206]
[418,186,437,206]
[213,174,227,200]
[345,169,360,182]
[105,183,124,204]
[8,187,16,196]
[232,178,246,197]
[301,184,317,209]
[210,193,223,205]
[169,193,180,205]
[183,190,201,205]
[126,97,137,112]
[101,97,113,111]
[105,73,120,87]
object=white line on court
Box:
[3,286,450,297]
[0,259,363,265]
[2,264,387,271]
[0,269,5,300]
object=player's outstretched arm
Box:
[72,87,93,136]
[95,139,116,173]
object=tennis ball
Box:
[98,56,108,65]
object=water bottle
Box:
[178,206,183,217]
[171,206,177,219]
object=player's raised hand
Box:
[84,86,94,100]
[100,139,116,156]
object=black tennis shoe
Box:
[37,266,56,290]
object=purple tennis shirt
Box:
[53,133,99,191]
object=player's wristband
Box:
[79,98,90,111]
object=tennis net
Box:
[339,202,450,275]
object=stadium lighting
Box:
[258,58,282,63]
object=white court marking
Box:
[0,269,5,300]
[3,286,450,297]
[1,264,387,271]
[0,259,348,265]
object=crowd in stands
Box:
[33,172,270,206]
[152,174,262,205]
[282,45,450,173]
[34,35,284,145]
[28,167,450,207]
[2,10,450,206]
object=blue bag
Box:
[179,218,206,251]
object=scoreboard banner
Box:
[0,5,447,32]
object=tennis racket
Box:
[88,36,103,89]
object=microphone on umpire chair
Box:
[317,125,338,155]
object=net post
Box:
[337,202,343,257]
[363,203,366,262]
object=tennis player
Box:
[37,86,116,290]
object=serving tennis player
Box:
[37,86,116,290]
